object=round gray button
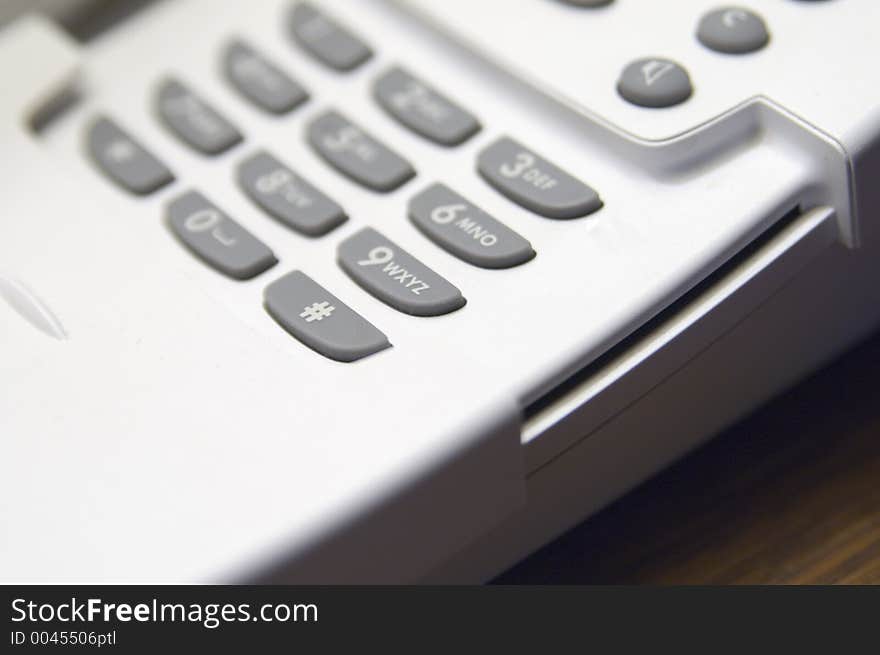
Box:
[697,7,770,54]
[557,0,613,7]
[617,58,693,108]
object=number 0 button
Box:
[167,190,277,280]
[477,137,602,219]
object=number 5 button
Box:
[477,137,602,219]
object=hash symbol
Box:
[300,301,335,322]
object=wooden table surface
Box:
[497,331,880,585]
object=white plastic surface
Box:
[398,0,880,149]
[1,0,876,582]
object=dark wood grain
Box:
[497,331,880,584]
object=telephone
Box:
[2,0,879,582]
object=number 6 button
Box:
[409,183,535,269]
[477,137,602,219]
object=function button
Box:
[166,190,277,280]
[617,58,693,108]
[86,116,174,195]
[557,0,614,6]
[338,227,465,317]
[409,184,535,269]
[223,39,309,114]
[697,7,770,54]
[238,151,346,236]
[307,110,415,192]
[289,2,373,71]
[373,66,481,146]
[264,270,390,362]
[477,137,602,219]
[156,78,242,155]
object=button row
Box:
[164,173,541,278]
[88,109,598,235]
[617,7,772,109]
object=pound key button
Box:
[264,270,390,362]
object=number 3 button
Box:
[477,137,602,219]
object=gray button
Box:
[86,116,174,195]
[697,7,770,54]
[156,78,242,155]
[338,227,465,317]
[289,2,372,71]
[307,110,415,192]
[238,151,346,236]
[373,66,481,146]
[223,39,309,114]
[557,0,613,6]
[264,270,390,362]
[477,137,602,219]
[409,184,535,269]
[166,190,277,280]
[617,58,693,108]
